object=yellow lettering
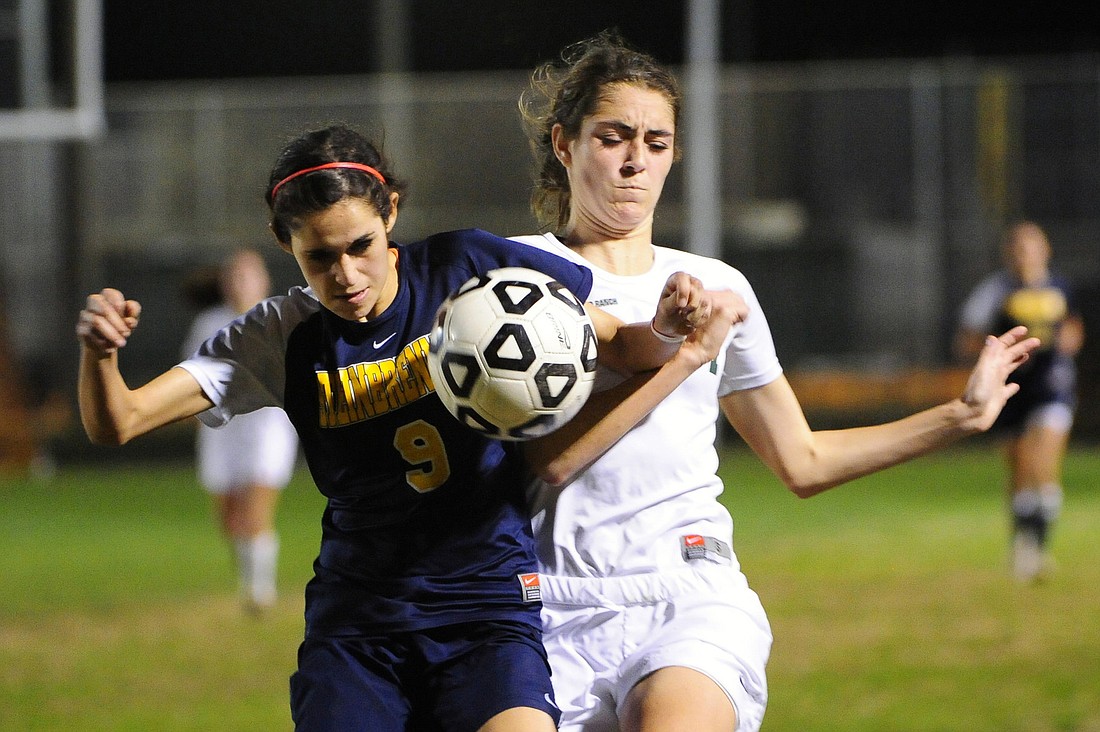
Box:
[406,337,435,394]
[317,371,337,428]
[314,335,438,427]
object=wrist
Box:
[947,396,985,436]
[650,318,686,344]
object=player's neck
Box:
[561,223,654,276]
[1016,267,1049,287]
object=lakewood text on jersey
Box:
[316,335,435,427]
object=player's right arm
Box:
[77,288,214,445]
[525,289,744,486]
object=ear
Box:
[384,191,400,233]
[270,223,293,254]
[551,124,572,168]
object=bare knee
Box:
[221,484,279,538]
[622,666,736,732]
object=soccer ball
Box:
[428,267,598,441]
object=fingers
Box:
[703,290,749,327]
[672,290,752,366]
[991,325,1037,350]
[76,288,141,353]
[655,272,706,336]
[102,287,126,312]
[655,275,753,352]
[662,272,699,311]
[122,299,142,331]
[961,326,1039,424]
[996,325,1030,343]
[985,326,1041,367]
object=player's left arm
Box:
[1059,312,1085,357]
[722,326,1040,498]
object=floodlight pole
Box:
[684,0,722,259]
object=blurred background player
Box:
[955,220,1085,582]
[180,248,299,613]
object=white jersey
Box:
[512,233,783,578]
[182,305,299,493]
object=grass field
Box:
[2,443,1098,731]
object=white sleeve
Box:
[175,298,298,427]
[959,275,1006,332]
[717,269,784,395]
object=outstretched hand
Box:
[961,326,1041,431]
[76,288,142,355]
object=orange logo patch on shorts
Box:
[517,572,542,603]
[681,534,732,563]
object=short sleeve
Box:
[174,292,312,426]
[716,270,784,396]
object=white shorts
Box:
[196,408,299,495]
[1023,402,1075,434]
[540,563,772,732]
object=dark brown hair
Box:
[265,125,407,245]
[519,31,682,230]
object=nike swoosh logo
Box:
[373,333,397,349]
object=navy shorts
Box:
[289,619,559,731]
[994,352,1077,435]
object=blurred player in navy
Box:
[75,124,739,731]
[956,220,1085,582]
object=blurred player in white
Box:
[515,32,1040,732]
[181,248,299,613]
[955,221,1085,582]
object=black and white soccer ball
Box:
[428,267,597,441]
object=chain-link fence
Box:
[2,55,1098,462]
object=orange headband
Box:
[271,162,386,199]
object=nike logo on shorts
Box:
[517,572,542,602]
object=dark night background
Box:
[102,0,1100,82]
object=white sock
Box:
[1011,488,1042,517]
[1038,484,1063,522]
[236,531,279,608]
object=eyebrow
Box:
[595,120,674,139]
[303,232,375,257]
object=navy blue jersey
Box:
[959,270,1079,431]
[178,229,593,636]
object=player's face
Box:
[282,194,401,322]
[554,83,676,237]
[1004,223,1051,284]
[222,250,271,313]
